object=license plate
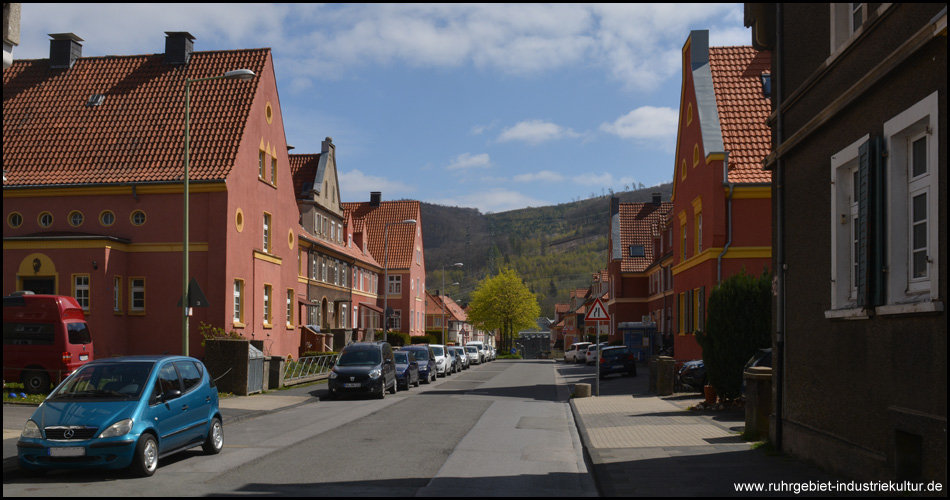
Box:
[343,383,360,388]
[79,354,89,361]
[49,447,85,457]
[612,365,623,369]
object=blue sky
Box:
[14,3,750,213]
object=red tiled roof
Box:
[289,154,321,199]
[426,291,467,321]
[620,202,673,273]
[341,200,421,269]
[3,49,268,187]
[708,46,772,184]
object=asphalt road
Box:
[2,360,597,497]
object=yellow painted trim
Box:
[678,210,688,224]
[693,144,700,167]
[265,102,274,124]
[253,250,283,265]
[3,183,227,198]
[68,210,85,228]
[233,278,245,325]
[3,240,209,252]
[263,283,274,327]
[7,211,24,229]
[705,152,726,164]
[99,210,116,227]
[672,246,772,274]
[235,208,245,233]
[38,211,53,228]
[691,196,703,213]
[728,186,772,199]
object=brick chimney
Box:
[164,31,194,65]
[49,33,82,69]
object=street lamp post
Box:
[442,262,463,344]
[382,219,416,342]
[182,69,255,356]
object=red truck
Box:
[3,294,94,393]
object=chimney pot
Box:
[164,31,195,65]
[49,33,82,69]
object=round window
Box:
[100,211,116,226]
[39,212,53,228]
[8,212,23,228]
[131,210,146,226]
[69,211,84,227]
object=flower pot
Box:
[704,384,717,405]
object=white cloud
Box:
[497,120,582,145]
[600,106,678,142]
[446,153,492,171]
[339,169,414,201]
[513,170,565,183]
[433,188,551,213]
[571,172,637,188]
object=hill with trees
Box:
[422,182,673,317]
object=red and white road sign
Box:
[584,297,610,322]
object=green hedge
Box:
[695,268,772,401]
[410,334,437,345]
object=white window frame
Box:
[881,91,940,313]
[113,276,122,313]
[130,278,146,313]
[263,213,272,253]
[233,279,243,324]
[73,275,90,312]
[829,134,868,314]
[388,275,401,294]
[286,289,294,326]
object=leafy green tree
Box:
[695,268,772,400]
[466,268,541,353]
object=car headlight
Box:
[21,420,41,439]
[99,418,134,439]
[329,370,338,379]
[369,368,382,379]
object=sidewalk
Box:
[566,365,852,497]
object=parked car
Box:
[453,347,470,370]
[678,359,706,391]
[327,342,398,399]
[446,346,461,373]
[598,346,638,379]
[3,294,95,394]
[399,345,437,383]
[17,355,223,477]
[430,344,451,377]
[564,342,591,364]
[394,350,420,390]
[585,343,608,366]
[465,345,481,365]
[467,341,486,363]
[741,348,772,393]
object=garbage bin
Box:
[656,356,674,396]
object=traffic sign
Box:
[584,297,610,321]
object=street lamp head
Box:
[224,69,256,81]
[402,219,417,224]
[453,262,463,267]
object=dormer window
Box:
[629,245,645,258]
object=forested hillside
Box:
[422,183,673,317]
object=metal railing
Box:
[283,354,336,384]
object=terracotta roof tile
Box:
[341,200,421,269]
[3,50,268,187]
[289,154,320,198]
[708,46,772,184]
[619,202,672,273]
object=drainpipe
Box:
[717,151,733,284]
[774,3,786,453]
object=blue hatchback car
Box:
[398,345,437,383]
[17,355,223,477]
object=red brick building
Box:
[3,32,302,358]
[671,31,772,361]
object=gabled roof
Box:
[289,154,321,199]
[425,290,467,322]
[341,200,421,270]
[618,202,673,273]
[3,49,268,187]
[708,46,772,184]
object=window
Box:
[39,212,53,228]
[883,92,939,308]
[696,212,703,254]
[311,253,318,280]
[629,245,645,257]
[271,156,278,185]
[73,275,90,312]
[113,276,122,313]
[341,265,348,289]
[388,275,401,294]
[390,310,401,331]
[233,279,244,324]
[100,211,115,226]
[263,284,273,327]
[131,210,146,226]
[831,3,867,54]
[8,212,23,228]
[830,134,868,311]
[340,303,348,329]
[286,289,294,326]
[263,212,272,252]
[69,211,84,227]
[130,278,146,313]
[259,151,265,178]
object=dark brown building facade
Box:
[747,3,946,486]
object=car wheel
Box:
[376,382,386,399]
[202,417,224,455]
[22,370,50,395]
[130,434,159,477]
[389,377,398,395]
